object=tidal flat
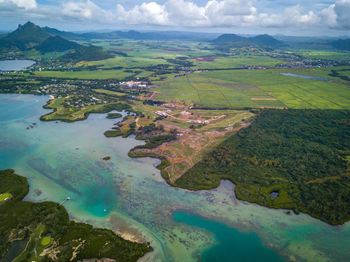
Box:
[1,94,350,262]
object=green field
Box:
[0,193,12,202]
[40,236,51,246]
[194,56,285,69]
[79,56,170,68]
[35,69,135,80]
[155,68,350,109]
[296,50,350,61]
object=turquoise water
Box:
[0,60,35,71]
[1,94,350,262]
[174,212,284,262]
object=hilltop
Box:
[212,33,285,49]
[0,21,112,61]
[332,38,350,51]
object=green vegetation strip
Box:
[0,169,152,261]
[175,109,350,225]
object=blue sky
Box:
[0,0,349,36]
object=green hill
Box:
[212,33,284,49]
[332,39,350,51]
[59,45,113,62]
[0,21,50,50]
[36,35,81,53]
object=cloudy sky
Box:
[0,0,349,36]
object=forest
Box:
[176,109,350,225]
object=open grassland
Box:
[78,56,170,69]
[93,89,126,96]
[155,73,286,109]
[155,68,350,109]
[194,56,285,69]
[34,69,135,80]
[296,50,350,61]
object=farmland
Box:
[154,68,350,109]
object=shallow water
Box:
[0,60,35,71]
[280,73,331,82]
[1,94,350,262]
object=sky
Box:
[0,0,349,36]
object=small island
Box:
[0,169,152,262]
[106,113,122,119]
[102,156,111,161]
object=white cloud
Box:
[116,2,169,25]
[333,0,350,28]
[61,0,113,22]
[0,0,37,9]
[0,0,350,33]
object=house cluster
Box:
[119,81,148,88]
[186,119,209,124]
[155,110,172,117]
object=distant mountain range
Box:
[331,39,350,51]
[0,21,349,56]
[212,34,285,49]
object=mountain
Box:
[35,35,81,53]
[331,39,350,51]
[212,34,284,49]
[250,34,284,48]
[59,46,113,62]
[0,21,51,50]
[0,21,83,53]
[212,34,247,44]
[43,26,83,40]
[80,30,219,41]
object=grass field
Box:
[0,193,12,202]
[40,236,51,246]
[296,50,350,61]
[155,68,350,109]
[35,69,135,80]
[93,89,126,96]
[194,56,285,69]
[78,56,170,68]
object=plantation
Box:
[155,69,350,110]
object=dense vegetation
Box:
[0,169,152,262]
[176,109,350,225]
[106,112,122,119]
[36,36,81,53]
[59,46,113,63]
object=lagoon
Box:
[1,94,350,262]
[0,60,35,71]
